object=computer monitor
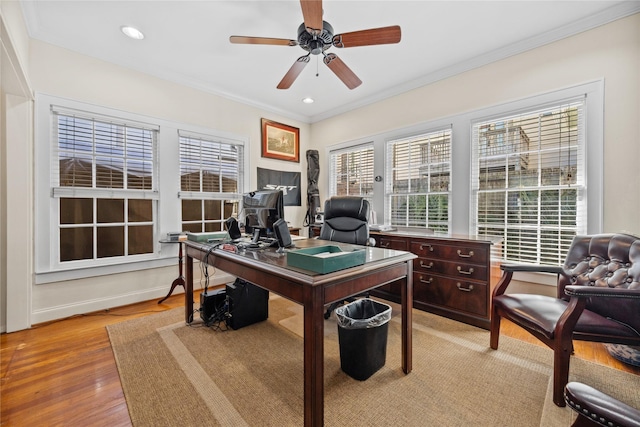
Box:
[242,189,284,242]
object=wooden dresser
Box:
[370,229,502,329]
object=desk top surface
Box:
[184,237,415,283]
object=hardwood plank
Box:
[500,319,640,374]
[1,293,638,425]
[1,294,185,426]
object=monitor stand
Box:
[251,228,262,244]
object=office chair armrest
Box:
[565,285,640,300]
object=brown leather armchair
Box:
[490,234,640,407]
[564,382,640,427]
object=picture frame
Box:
[261,118,300,163]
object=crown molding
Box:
[309,2,640,123]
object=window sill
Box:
[35,256,178,284]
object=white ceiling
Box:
[20,0,640,123]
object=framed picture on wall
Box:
[261,118,299,163]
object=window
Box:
[179,132,244,232]
[471,98,586,265]
[386,128,451,232]
[53,110,158,263]
[329,143,374,200]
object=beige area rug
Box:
[107,297,640,426]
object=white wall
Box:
[310,13,640,238]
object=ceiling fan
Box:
[229,0,401,90]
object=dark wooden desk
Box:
[183,238,416,427]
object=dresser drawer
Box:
[410,241,488,264]
[377,236,408,251]
[413,272,488,317]
[414,257,488,281]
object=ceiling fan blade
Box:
[332,25,401,48]
[300,0,323,35]
[230,36,297,46]
[277,56,310,89]
[323,53,362,90]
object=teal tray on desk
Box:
[286,245,366,274]
[187,231,227,242]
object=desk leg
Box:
[185,254,194,324]
[159,242,186,304]
[303,285,324,427]
[401,260,413,374]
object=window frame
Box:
[385,127,452,232]
[51,107,160,264]
[178,130,245,233]
[328,142,374,201]
[470,97,587,265]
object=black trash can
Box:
[335,298,392,381]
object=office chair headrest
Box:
[323,196,370,222]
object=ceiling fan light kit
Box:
[229,0,401,90]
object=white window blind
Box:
[471,98,586,265]
[178,131,245,232]
[178,132,244,196]
[52,109,157,194]
[329,143,374,200]
[386,128,451,232]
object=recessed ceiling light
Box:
[302,97,314,104]
[121,26,144,40]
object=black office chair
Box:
[319,196,374,319]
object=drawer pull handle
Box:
[380,242,390,248]
[456,266,474,275]
[457,249,474,258]
[420,244,434,252]
[420,277,433,284]
[456,283,474,292]
[420,260,434,269]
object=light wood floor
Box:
[2,292,639,426]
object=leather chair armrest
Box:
[565,285,640,299]
[501,263,564,274]
[494,264,567,297]
[565,382,640,427]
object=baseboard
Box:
[30,272,236,325]
[31,286,180,325]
